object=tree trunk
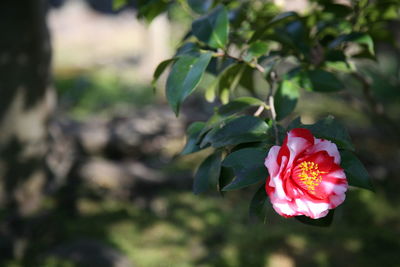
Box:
[0,0,53,261]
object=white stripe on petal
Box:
[329,194,346,208]
[264,146,281,177]
[308,138,341,164]
[272,202,297,217]
[295,198,330,219]
[328,169,346,179]
[321,181,336,194]
[332,183,348,195]
[287,136,311,166]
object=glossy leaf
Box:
[269,11,299,26]
[222,148,268,191]
[181,122,207,155]
[340,151,373,190]
[322,3,352,18]
[152,58,176,89]
[198,116,237,148]
[218,63,245,103]
[209,116,269,148]
[166,52,212,115]
[308,69,344,92]
[218,166,234,193]
[249,11,299,43]
[176,42,200,56]
[218,97,265,116]
[187,0,213,14]
[192,5,229,49]
[244,41,269,62]
[329,32,374,55]
[193,151,222,194]
[239,65,256,94]
[137,0,168,23]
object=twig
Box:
[254,105,265,116]
[213,52,265,74]
[267,71,279,144]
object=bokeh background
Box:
[0,0,399,266]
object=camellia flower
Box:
[264,128,348,219]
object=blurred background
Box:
[0,0,399,266]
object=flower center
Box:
[297,161,326,193]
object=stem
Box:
[213,52,265,74]
[268,71,279,144]
[254,105,265,116]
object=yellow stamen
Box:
[297,161,327,193]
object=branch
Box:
[213,52,266,74]
[267,71,279,144]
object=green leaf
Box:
[176,42,200,56]
[219,166,234,193]
[340,151,373,190]
[222,148,268,191]
[204,79,218,102]
[192,5,229,49]
[113,0,128,10]
[239,65,256,94]
[249,184,269,222]
[329,33,374,55]
[218,97,265,117]
[269,11,299,26]
[308,69,344,92]
[199,127,218,148]
[325,61,354,73]
[137,0,168,23]
[288,116,354,151]
[181,122,208,155]
[269,20,309,56]
[187,0,213,14]
[249,11,299,43]
[322,3,352,18]
[166,52,213,115]
[152,58,176,89]
[244,41,269,62]
[196,114,227,146]
[193,151,222,194]
[218,63,246,103]
[275,75,300,120]
[209,116,269,148]
[295,209,335,227]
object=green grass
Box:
[55,69,156,120]
[21,181,399,267]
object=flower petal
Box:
[307,138,341,164]
[264,146,281,177]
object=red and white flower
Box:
[265,128,348,219]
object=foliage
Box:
[114,0,400,225]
